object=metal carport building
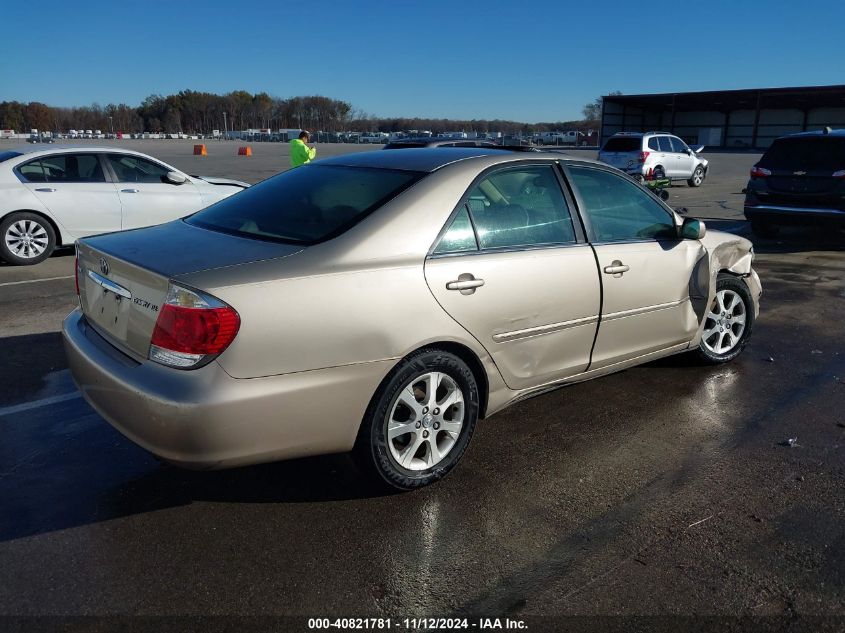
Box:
[601,84,845,149]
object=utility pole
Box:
[223,112,227,139]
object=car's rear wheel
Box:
[688,165,705,187]
[0,212,56,265]
[354,349,479,490]
[653,166,666,180]
[695,275,754,364]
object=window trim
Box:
[560,162,681,245]
[427,159,586,258]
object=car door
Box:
[670,136,694,178]
[565,164,704,369]
[425,163,600,390]
[656,135,674,177]
[104,153,203,230]
[17,153,121,239]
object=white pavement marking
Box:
[0,391,82,417]
[0,275,74,288]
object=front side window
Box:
[188,165,422,244]
[18,154,104,183]
[464,165,576,249]
[107,154,171,183]
[568,166,676,242]
[670,137,689,153]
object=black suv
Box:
[744,128,845,236]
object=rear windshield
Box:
[187,165,423,244]
[759,137,845,171]
[0,151,22,163]
[602,137,641,152]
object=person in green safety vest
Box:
[290,131,317,167]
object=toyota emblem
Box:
[99,257,109,276]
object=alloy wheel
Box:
[702,289,746,355]
[386,371,464,471]
[4,220,49,259]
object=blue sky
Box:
[2,0,843,122]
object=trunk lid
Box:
[77,220,304,359]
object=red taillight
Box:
[151,304,240,355]
[149,284,240,368]
[750,166,771,178]
[639,151,650,162]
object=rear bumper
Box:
[62,309,392,469]
[744,204,845,225]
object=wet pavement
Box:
[0,147,843,629]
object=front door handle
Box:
[35,187,56,192]
[120,188,140,193]
[446,274,485,295]
[603,260,630,277]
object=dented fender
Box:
[689,229,762,347]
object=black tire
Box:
[652,166,666,180]
[695,275,755,364]
[0,212,56,265]
[353,348,480,490]
[659,189,670,201]
[687,165,705,187]
[750,219,779,238]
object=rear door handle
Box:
[446,274,484,295]
[603,260,630,277]
[35,187,56,192]
[120,188,140,193]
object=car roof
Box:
[316,147,605,172]
[6,144,149,156]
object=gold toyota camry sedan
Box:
[63,148,761,489]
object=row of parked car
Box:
[1,128,842,266]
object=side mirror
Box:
[165,171,187,185]
[680,217,706,240]
[691,145,704,153]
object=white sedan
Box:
[0,146,249,265]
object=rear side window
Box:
[657,136,673,152]
[434,207,477,254]
[17,154,104,183]
[759,137,845,171]
[188,165,423,244]
[647,137,660,151]
[462,165,576,249]
[602,137,641,152]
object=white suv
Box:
[598,132,709,187]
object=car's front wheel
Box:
[0,212,56,265]
[695,275,755,364]
[688,165,705,187]
[354,349,479,490]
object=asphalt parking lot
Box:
[0,141,843,628]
